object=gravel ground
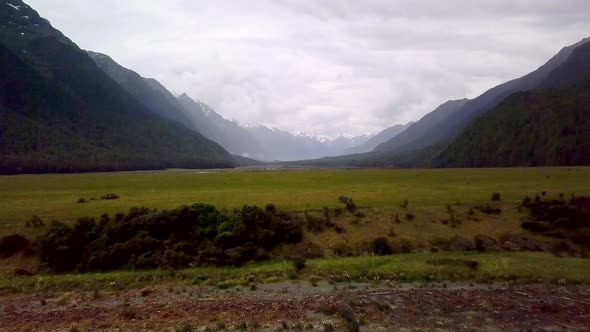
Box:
[1,282,590,331]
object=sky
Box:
[25,0,590,138]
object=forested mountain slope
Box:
[0,0,234,173]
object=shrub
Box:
[476,204,501,214]
[100,193,120,200]
[406,212,415,221]
[338,196,357,212]
[265,203,276,213]
[305,212,327,233]
[0,234,30,258]
[77,197,86,203]
[371,237,392,255]
[571,229,590,248]
[401,200,409,209]
[522,196,532,206]
[177,322,193,332]
[322,207,331,220]
[292,257,306,272]
[28,215,45,227]
[35,203,303,272]
[332,243,354,257]
[491,193,501,201]
[235,322,247,330]
[474,234,500,252]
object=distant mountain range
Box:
[343,122,413,155]
[89,51,399,162]
[1,0,588,173]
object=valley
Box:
[1,0,590,330]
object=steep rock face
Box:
[0,0,234,173]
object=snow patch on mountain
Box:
[6,3,20,11]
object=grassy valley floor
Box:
[1,167,589,330]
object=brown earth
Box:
[1,281,590,331]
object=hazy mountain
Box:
[243,126,371,161]
[286,37,590,169]
[87,51,193,127]
[538,37,590,89]
[0,0,234,173]
[344,122,412,154]
[374,99,469,153]
[375,38,590,156]
[176,93,374,161]
[436,41,590,167]
[176,94,264,158]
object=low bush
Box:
[474,234,500,252]
[100,193,120,200]
[338,196,357,212]
[476,204,501,214]
[332,243,355,257]
[491,193,501,201]
[35,203,303,272]
[371,237,392,256]
[0,234,31,258]
[292,257,306,272]
[27,215,45,228]
[521,196,590,248]
[401,200,409,209]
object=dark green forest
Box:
[0,2,234,174]
[436,80,590,167]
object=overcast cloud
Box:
[25,0,590,137]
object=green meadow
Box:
[1,167,590,235]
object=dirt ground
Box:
[1,281,590,331]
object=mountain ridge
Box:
[375,38,590,156]
[0,0,234,174]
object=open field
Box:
[1,167,590,330]
[1,167,590,235]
